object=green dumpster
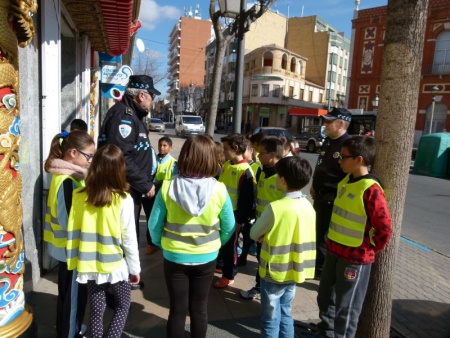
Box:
[413,133,450,178]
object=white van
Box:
[175,115,205,137]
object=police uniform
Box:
[98,75,161,241]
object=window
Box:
[290,57,296,72]
[261,84,269,97]
[273,85,280,97]
[319,93,323,103]
[300,88,304,100]
[281,54,287,70]
[252,84,258,96]
[298,61,303,76]
[289,86,294,98]
[309,91,313,102]
[263,51,273,67]
[433,30,450,74]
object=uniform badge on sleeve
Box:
[119,124,132,138]
[344,267,357,280]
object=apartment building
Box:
[347,0,449,144]
[168,7,213,115]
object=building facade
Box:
[348,0,450,144]
[167,10,213,115]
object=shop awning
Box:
[63,0,137,56]
[289,107,328,116]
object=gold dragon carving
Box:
[0,0,37,329]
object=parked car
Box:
[148,118,165,133]
[296,125,325,152]
[253,127,300,154]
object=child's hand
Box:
[129,273,140,285]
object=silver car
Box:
[148,118,165,133]
[296,125,325,152]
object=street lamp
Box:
[428,85,439,134]
[372,95,379,112]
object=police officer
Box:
[310,107,352,279]
[98,75,160,246]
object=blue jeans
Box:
[260,279,296,338]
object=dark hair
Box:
[275,156,312,190]
[250,132,266,145]
[70,119,88,132]
[259,136,284,159]
[81,144,129,207]
[215,141,226,167]
[44,131,94,172]
[342,135,375,166]
[220,133,247,155]
[280,136,296,155]
[177,135,218,177]
[159,136,173,147]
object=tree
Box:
[132,49,166,91]
[205,0,275,136]
[356,1,429,337]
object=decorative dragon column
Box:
[0,0,37,335]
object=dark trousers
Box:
[217,231,238,280]
[56,262,87,338]
[317,253,372,338]
[87,280,131,338]
[131,191,153,243]
[164,259,216,338]
[255,241,262,288]
[239,221,255,263]
[313,200,334,273]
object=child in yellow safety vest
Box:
[43,130,95,338]
[145,136,178,255]
[250,156,316,337]
[66,144,141,338]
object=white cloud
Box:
[139,0,181,31]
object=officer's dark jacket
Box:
[98,94,154,195]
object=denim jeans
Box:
[260,279,296,338]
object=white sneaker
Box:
[239,287,261,300]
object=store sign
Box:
[101,65,133,86]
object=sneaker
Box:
[236,246,242,255]
[145,245,158,255]
[239,287,260,300]
[213,277,234,288]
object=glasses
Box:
[338,154,358,160]
[143,92,155,100]
[77,149,94,161]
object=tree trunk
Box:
[356,0,428,337]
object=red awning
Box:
[101,0,133,56]
[289,108,328,116]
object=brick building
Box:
[348,0,450,144]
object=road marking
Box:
[400,236,431,252]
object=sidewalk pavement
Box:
[27,217,450,338]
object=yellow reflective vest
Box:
[160,180,227,254]
[44,174,84,259]
[255,172,283,218]
[155,156,177,182]
[66,189,125,273]
[259,197,316,283]
[328,175,380,247]
[219,161,254,210]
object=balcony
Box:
[422,63,450,76]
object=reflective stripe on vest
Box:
[161,179,227,254]
[259,197,316,283]
[219,161,253,210]
[44,174,84,250]
[155,156,177,182]
[255,172,283,218]
[328,175,380,247]
[66,189,124,273]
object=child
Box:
[237,138,258,266]
[44,130,95,338]
[70,118,88,132]
[66,144,141,338]
[250,156,316,337]
[148,135,235,338]
[214,133,256,288]
[240,136,285,300]
[146,136,178,255]
[316,135,392,338]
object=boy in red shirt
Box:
[317,135,392,338]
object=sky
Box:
[134,0,388,96]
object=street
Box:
[150,125,450,257]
